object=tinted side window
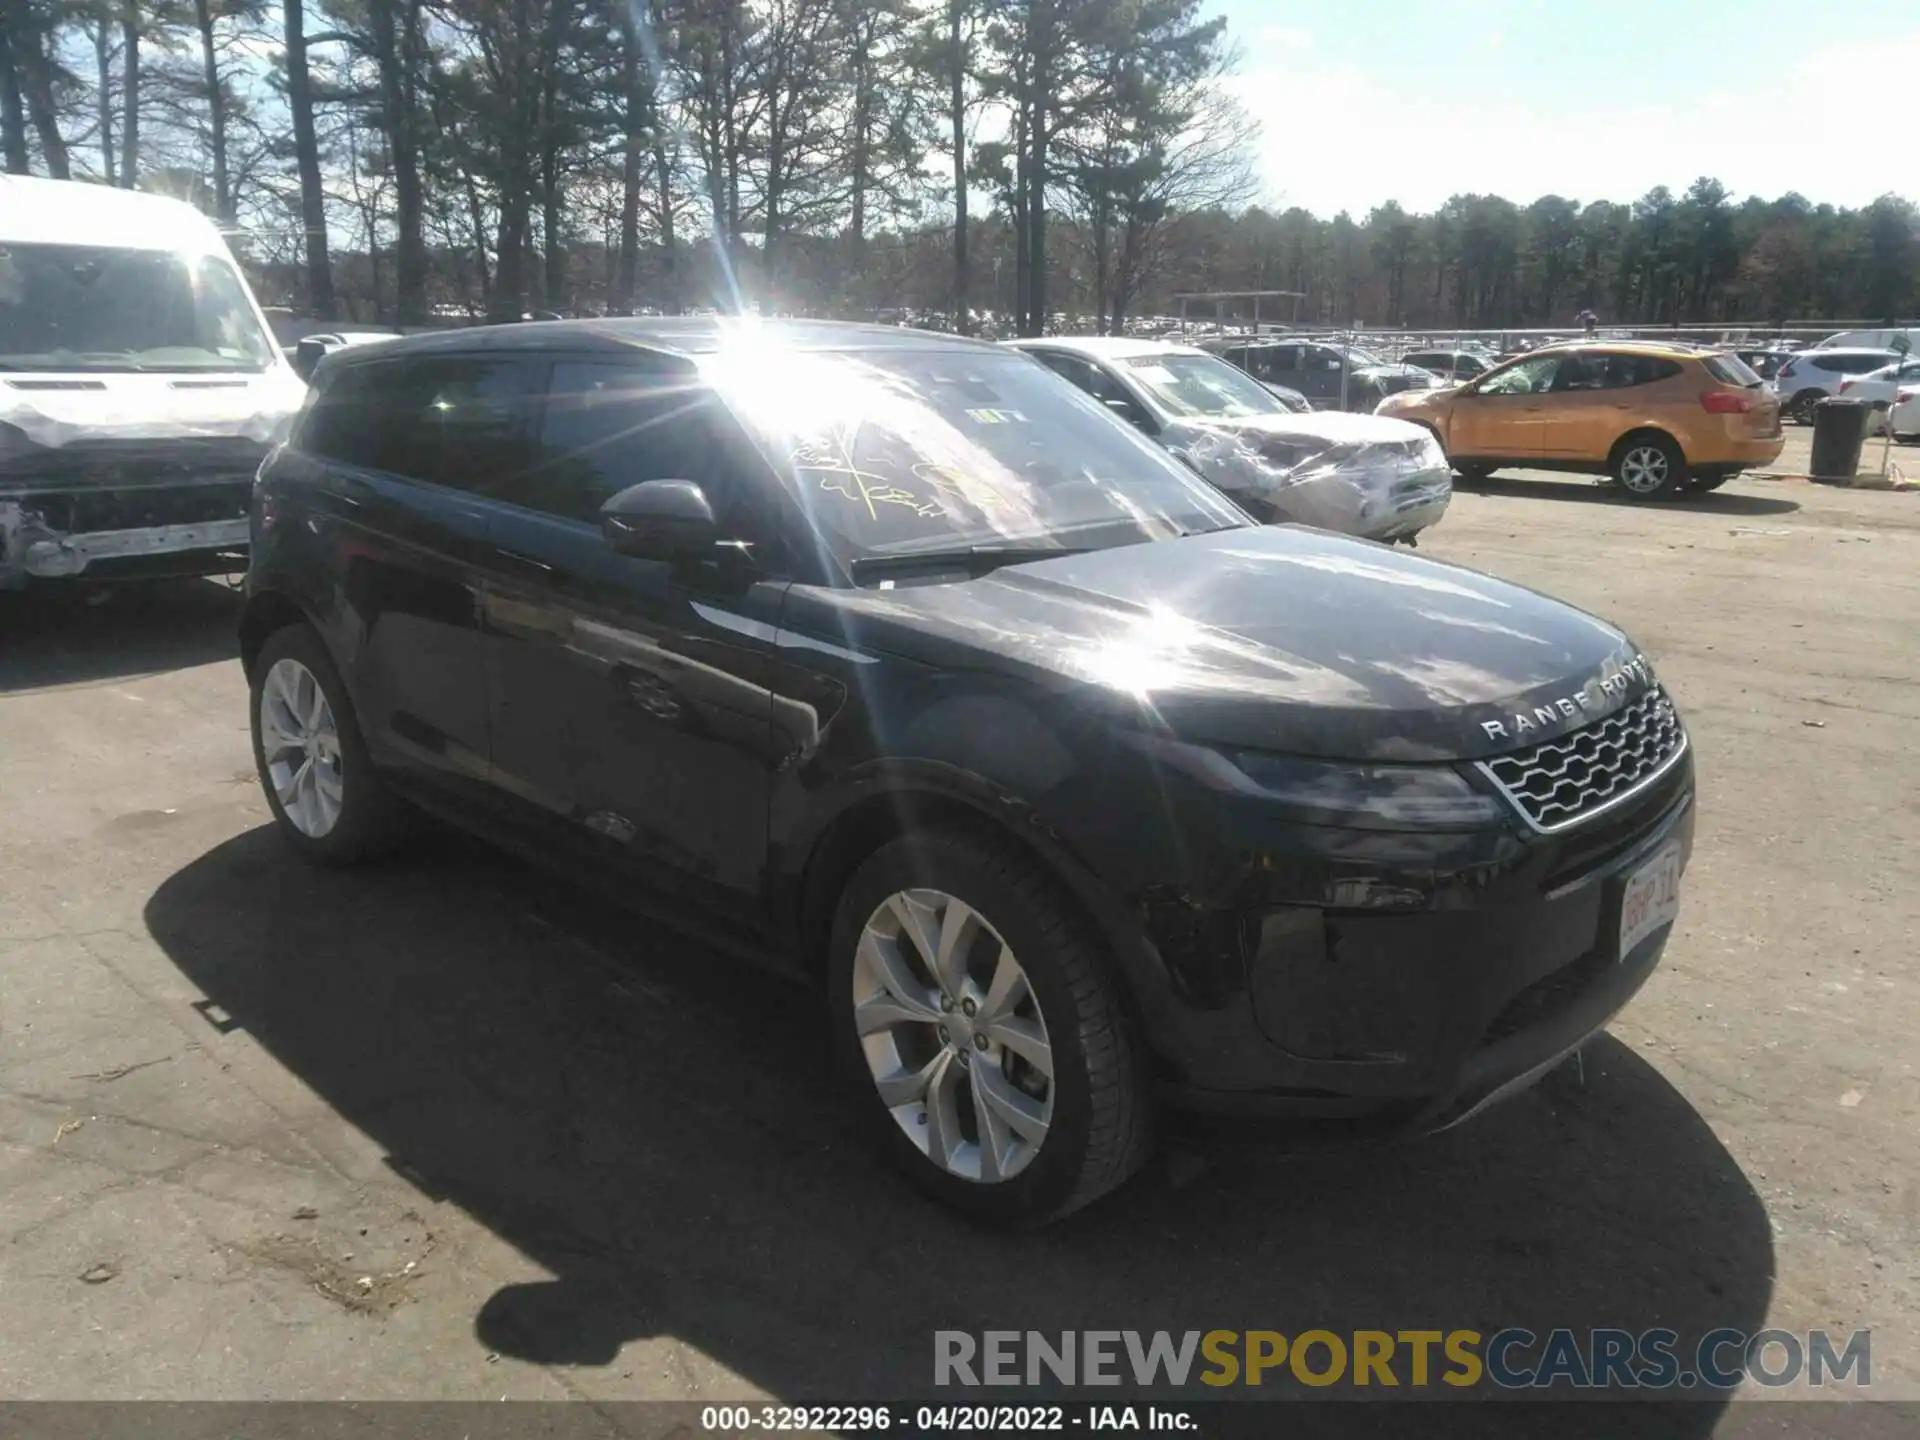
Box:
[298,362,385,466]
[385,356,538,492]
[512,361,764,531]
[1816,353,1895,375]
[304,355,537,494]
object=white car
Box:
[1769,347,1904,424]
[1890,385,1920,440]
[1835,357,1920,422]
[0,175,306,586]
[1005,335,1450,542]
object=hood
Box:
[787,526,1649,763]
[0,370,307,450]
[1159,411,1450,538]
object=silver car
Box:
[1007,336,1450,542]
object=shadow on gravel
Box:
[1462,475,1802,517]
[146,826,1773,1432]
[0,578,240,693]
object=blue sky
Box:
[1210,0,1920,216]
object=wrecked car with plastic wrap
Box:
[1007,335,1449,543]
[1,176,304,587]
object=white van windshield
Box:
[0,242,277,373]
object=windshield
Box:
[704,343,1247,567]
[0,242,277,373]
[1703,354,1763,387]
[1120,352,1286,420]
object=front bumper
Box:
[1045,734,1694,1133]
[0,438,265,586]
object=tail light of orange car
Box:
[1700,390,1756,414]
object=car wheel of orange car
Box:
[1612,433,1687,501]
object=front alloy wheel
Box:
[853,888,1054,1183]
[828,827,1153,1225]
[1614,435,1686,500]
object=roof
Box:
[0,175,231,254]
[1002,335,1210,360]
[330,316,1004,365]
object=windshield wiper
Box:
[850,543,1090,584]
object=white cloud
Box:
[1231,29,1920,216]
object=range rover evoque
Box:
[242,319,1695,1225]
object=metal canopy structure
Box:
[1174,289,1307,334]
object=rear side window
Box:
[1814,353,1897,375]
[1704,355,1763,387]
[300,354,538,495]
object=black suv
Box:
[243,319,1696,1224]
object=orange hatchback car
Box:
[1378,343,1784,500]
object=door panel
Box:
[481,510,791,912]
[298,354,537,794]
[1449,395,1548,458]
[1450,355,1563,458]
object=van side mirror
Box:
[600,479,718,560]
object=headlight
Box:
[1227,751,1507,829]
[1127,733,1507,830]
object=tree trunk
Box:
[611,12,643,316]
[463,166,491,307]
[284,0,335,319]
[487,0,536,324]
[653,135,677,313]
[372,0,427,324]
[948,0,968,333]
[14,23,71,178]
[1091,197,1109,335]
[192,0,228,218]
[93,16,115,183]
[536,0,569,312]
[119,3,138,186]
[0,20,28,175]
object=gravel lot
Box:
[1,436,1916,1425]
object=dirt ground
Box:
[0,432,1916,1426]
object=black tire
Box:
[826,824,1154,1226]
[249,623,404,864]
[1788,389,1824,425]
[1611,432,1688,501]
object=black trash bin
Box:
[1810,396,1873,482]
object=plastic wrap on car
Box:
[1173,418,1452,537]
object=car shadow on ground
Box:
[1462,475,1802,517]
[145,826,1773,1428]
[0,578,241,693]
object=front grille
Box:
[1477,687,1687,834]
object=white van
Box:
[1812,327,1920,354]
[0,176,305,585]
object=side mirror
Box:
[600,479,718,560]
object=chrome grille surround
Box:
[1475,686,1688,834]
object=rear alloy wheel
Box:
[250,624,404,864]
[828,827,1152,1225]
[1788,389,1824,425]
[1613,434,1688,501]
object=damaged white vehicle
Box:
[1007,336,1449,543]
[1,177,305,587]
